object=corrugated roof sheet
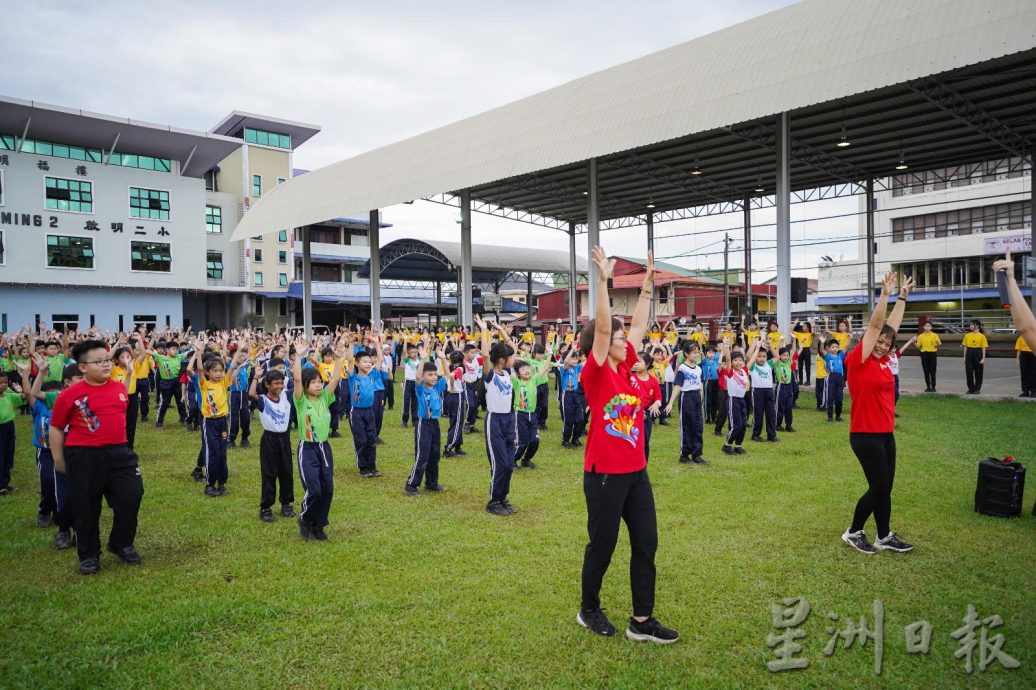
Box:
[232,0,1036,240]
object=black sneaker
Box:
[228,440,236,448]
[734,447,747,455]
[329,431,342,439]
[875,532,914,553]
[501,499,517,514]
[766,437,779,443]
[401,421,409,429]
[785,426,796,432]
[312,527,329,542]
[486,501,510,516]
[443,449,456,458]
[835,416,844,422]
[751,435,764,443]
[239,440,251,449]
[191,467,205,482]
[367,470,383,478]
[626,617,680,644]
[453,449,467,457]
[561,441,574,449]
[37,513,54,528]
[376,438,385,445]
[425,484,447,493]
[721,445,735,455]
[521,461,538,470]
[55,530,72,550]
[280,504,295,518]
[691,456,708,465]
[404,485,421,498]
[359,470,373,478]
[204,485,218,497]
[79,558,100,575]
[297,516,315,541]
[576,608,616,637]
[155,422,164,429]
[827,417,835,423]
[217,484,228,496]
[678,455,692,464]
[260,508,276,522]
[841,529,876,554]
[107,544,142,564]
[713,430,724,436]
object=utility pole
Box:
[723,233,731,319]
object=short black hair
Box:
[203,358,225,373]
[70,339,107,364]
[731,350,746,363]
[421,361,438,374]
[513,360,531,374]
[268,357,286,369]
[0,372,7,382]
[779,346,791,355]
[41,380,62,392]
[640,352,654,369]
[449,351,464,367]
[61,363,81,381]
[489,342,514,367]
[264,369,286,384]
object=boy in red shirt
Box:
[50,340,143,575]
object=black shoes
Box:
[425,483,447,493]
[443,450,456,458]
[37,513,54,528]
[691,456,708,465]
[561,441,575,449]
[784,426,796,432]
[404,485,421,498]
[298,516,315,541]
[520,461,537,470]
[721,445,735,456]
[486,501,510,516]
[875,531,914,553]
[841,529,876,554]
[678,455,692,464]
[501,499,517,514]
[766,437,779,443]
[79,558,100,575]
[375,438,385,445]
[329,431,342,439]
[217,484,228,496]
[453,449,467,457]
[239,440,251,449]
[312,527,329,542]
[836,416,844,422]
[228,440,236,449]
[626,617,680,644]
[204,485,218,497]
[260,508,276,522]
[191,467,205,482]
[280,504,295,518]
[751,435,764,442]
[55,530,72,550]
[734,447,747,455]
[577,608,616,637]
[107,544,142,564]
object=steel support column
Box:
[646,211,655,322]
[865,180,876,312]
[587,158,600,313]
[460,190,473,328]
[1030,160,1035,315]
[775,112,792,331]
[568,221,578,329]
[526,272,534,326]
[369,209,381,327]
[302,226,313,337]
[743,198,752,315]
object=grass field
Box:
[1,388,1034,689]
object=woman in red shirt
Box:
[575,246,679,645]
[842,272,915,555]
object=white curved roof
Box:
[232,0,1036,241]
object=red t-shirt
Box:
[632,373,662,409]
[49,379,129,447]
[846,344,895,433]
[581,341,646,474]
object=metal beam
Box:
[743,197,752,315]
[776,113,792,332]
[459,190,473,328]
[103,132,121,166]
[646,211,655,322]
[603,152,742,206]
[587,159,600,314]
[865,180,875,312]
[369,209,381,326]
[301,226,313,337]
[568,221,578,328]
[181,145,197,177]
[15,117,30,152]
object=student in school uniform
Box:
[26,361,74,546]
[962,320,988,394]
[461,344,482,433]
[792,320,815,386]
[664,343,706,464]
[823,338,847,422]
[345,340,382,479]
[701,346,719,424]
[531,345,552,431]
[443,351,467,457]
[188,341,245,497]
[914,321,942,392]
[512,360,540,470]
[1016,335,1036,398]
[249,364,294,522]
[474,316,519,516]
[400,344,421,428]
[749,343,778,443]
[720,339,758,456]
[814,335,828,412]
[227,346,253,449]
[152,340,187,427]
[0,369,26,495]
[632,353,663,462]
[559,347,585,449]
[405,357,450,497]
[712,342,731,437]
[773,346,795,432]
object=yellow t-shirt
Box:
[133,357,152,378]
[317,362,335,382]
[744,329,761,345]
[962,332,988,349]
[916,332,942,352]
[199,376,231,418]
[112,365,137,395]
[815,354,827,379]
[691,331,707,347]
[564,332,575,346]
[719,329,734,344]
[522,331,535,344]
[831,332,851,351]
[665,331,678,346]
[767,331,784,350]
[793,332,814,349]
[1014,336,1031,353]
[437,333,447,344]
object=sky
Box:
[6,0,863,280]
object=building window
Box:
[45,177,93,213]
[130,187,170,221]
[131,241,172,272]
[278,250,287,264]
[891,200,1031,243]
[254,272,263,286]
[278,273,288,287]
[254,297,264,316]
[252,175,262,197]
[133,314,157,330]
[51,314,79,332]
[0,136,173,172]
[277,177,286,185]
[0,230,5,264]
[342,268,352,283]
[206,251,224,280]
[278,230,288,242]
[0,169,5,206]
[278,299,289,318]
[205,205,222,233]
[253,248,263,262]
[891,156,1030,197]
[243,128,291,150]
[46,235,94,269]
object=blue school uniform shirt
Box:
[31,398,54,449]
[372,368,386,393]
[701,357,719,381]
[674,362,703,391]
[559,365,581,392]
[416,378,448,419]
[227,362,251,393]
[824,351,847,377]
[347,371,376,408]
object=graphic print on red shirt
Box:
[49,379,129,447]
[581,341,646,474]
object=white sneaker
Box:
[875,532,914,553]
[841,529,876,554]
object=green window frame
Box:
[45,177,93,213]
[278,273,288,287]
[254,272,264,286]
[243,127,291,150]
[278,250,287,264]
[206,251,224,280]
[278,230,288,242]
[205,205,222,233]
[252,175,262,197]
[130,241,172,272]
[0,136,169,171]
[130,187,170,221]
[46,235,94,269]
[277,177,286,185]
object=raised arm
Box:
[993,251,1036,351]
[886,276,913,333]
[590,245,616,364]
[474,315,491,374]
[860,272,895,360]
[291,337,306,400]
[628,251,655,346]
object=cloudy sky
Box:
[8,0,862,279]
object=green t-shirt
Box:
[43,354,70,382]
[0,388,26,424]
[529,358,551,387]
[773,359,794,385]
[294,387,335,442]
[512,376,538,413]
[154,353,184,380]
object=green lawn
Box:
[1,389,1034,689]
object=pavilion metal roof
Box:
[231,0,1036,241]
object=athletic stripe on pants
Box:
[485,411,516,503]
[297,440,333,528]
